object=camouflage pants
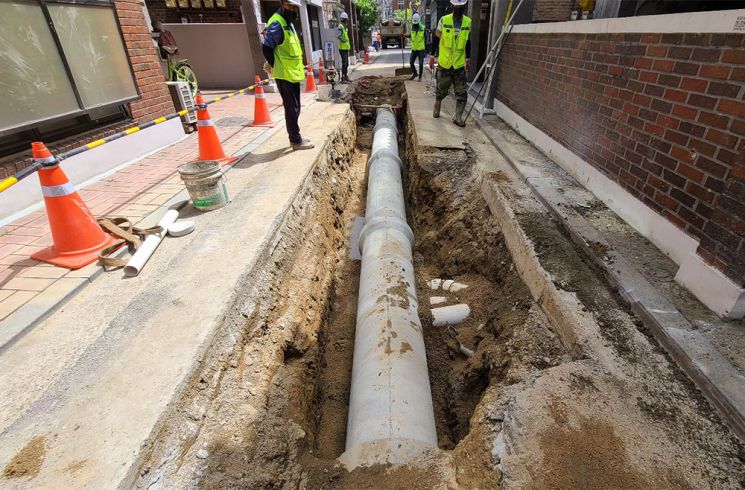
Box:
[436,67,467,104]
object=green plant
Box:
[393,8,412,25]
[356,0,379,32]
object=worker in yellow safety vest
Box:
[262,0,314,150]
[338,12,352,83]
[434,0,471,127]
[408,13,426,81]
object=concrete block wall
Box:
[492,11,745,316]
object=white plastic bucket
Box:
[178,161,229,211]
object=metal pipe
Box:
[341,107,438,469]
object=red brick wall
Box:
[532,0,573,22]
[0,0,175,179]
[144,0,243,24]
[116,0,176,121]
[495,32,745,286]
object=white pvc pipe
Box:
[341,108,438,469]
[123,209,179,277]
[431,304,471,327]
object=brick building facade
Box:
[532,0,573,22]
[117,0,176,121]
[494,17,745,309]
[0,0,175,180]
[143,0,243,24]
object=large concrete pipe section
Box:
[340,108,438,469]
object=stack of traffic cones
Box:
[195,94,237,164]
[30,142,117,269]
[318,58,327,85]
[248,76,275,127]
[305,64,317,93]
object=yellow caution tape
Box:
[0,177,18,192]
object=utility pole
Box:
[299,0,315,66]
[240,0,270,77]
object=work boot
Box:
[433,99,441,118]
[410,72,417,80]
[453,101,466,127]
[341,75,351,83]
[292,138,315,150]
[418,76,422,82]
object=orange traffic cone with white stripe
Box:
[30,142,117,269]
[249,76,275,127]
[196,94,237,164]
[319,58,327,85]
[305,64,317,93]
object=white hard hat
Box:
[412,13,420,22]
[450,0,467,5]
[340,12,349,20]
[283,0,301,5]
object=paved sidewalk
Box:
[0,88,313,344]
[0,100,351,489]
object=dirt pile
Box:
[348,77,406,108]
[405,120,565,487]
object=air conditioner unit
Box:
[166,81,198,126]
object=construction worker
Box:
[338,12,352,83]
[408,13,426,81]
[434,0,471,127]
[262,0,314,150]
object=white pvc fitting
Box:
[123,209,179,277]
[431,304,471,327]
[341,108,437,469]
[430,296,447,305]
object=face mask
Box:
[283,7,297,21]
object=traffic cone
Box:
[319,58,327,86]
[305,65,317,93]
[363,50,370,64]
[195,94,237,165]
[248,76,276,127]
[30,142,117,269]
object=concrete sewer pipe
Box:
[340,108,438,469]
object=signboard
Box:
[324,41,335,62]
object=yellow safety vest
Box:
[267,13,305,83]
[411,25,425,51]
[339,23,351,50]
[438,14,471,70]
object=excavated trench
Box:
[132,76,745,489]
[134,77,559,488]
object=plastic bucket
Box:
[178,161,230,211]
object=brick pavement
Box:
[0,89,311,323]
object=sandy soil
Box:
[128,77,744,489]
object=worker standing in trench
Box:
[338,12,352,83]
[262,0,315,150]
[433,0,471,127]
